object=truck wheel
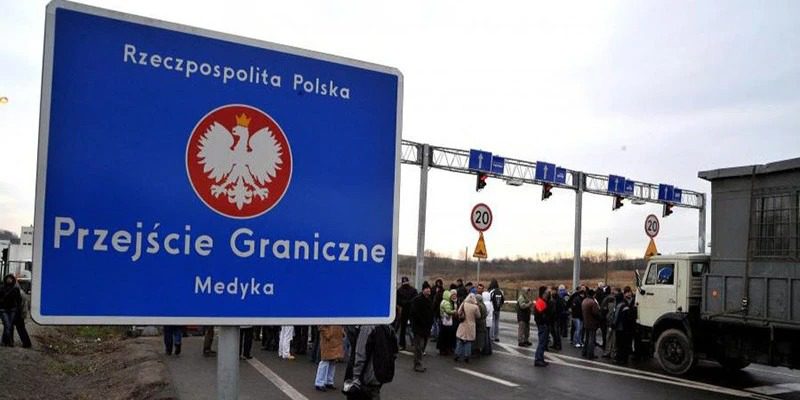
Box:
[719,357,750,371]
[655,329,695,375]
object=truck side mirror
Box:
[635,270,646,295]
[635,269,642,287]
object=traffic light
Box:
[476,173,488,192]
[663,203,674,217]
[541,183,553,200]
[612,196,624,211]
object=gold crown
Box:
[235,113,251,127]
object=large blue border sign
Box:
[33,1,402,325]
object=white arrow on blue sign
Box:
[535,161,557,182]
[469,150,493,172]
[658,184,675,202]
[32,2,402,325]
[608,175,626,195]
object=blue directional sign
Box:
[490,156,505,175]
[607,175,627,194]
[624,180,635,196]
[555,168,567,184]
[469,150,493,172]
[535,161,557,182]
[658,184,675,202]
[672,188,683,203]
[33,3,401,324]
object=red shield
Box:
[186,104,292,219]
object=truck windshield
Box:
[645,263,675,285]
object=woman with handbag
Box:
[454,293,481,363]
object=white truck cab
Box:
[635,253,711,374]
[637,254,709,328]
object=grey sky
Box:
[1,1,798,259]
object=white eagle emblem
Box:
[196,113,283,210]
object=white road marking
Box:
[247,357,309,400]
[746,383,800,395]
[494,342,525,356]
[489,348,777,399]
[545,353,778,400]
[454,367,520,387]
[399,350,414,356]
[746,366,800,379]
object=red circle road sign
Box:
[471,203,493,232]
[645,214,660,238]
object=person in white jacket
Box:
[482,289,494,354]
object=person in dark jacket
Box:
[556,285,569,338]
[615,287,636,365]
[547,286,562,351]
[601,287,620,357]
[409,284,433,372]
[533,286,550,366]
[0,274,22,347]
[568,286,586,347]
[343,325,395,399]
[430,279,445,341]
[487,279,504,342]
[163,325,184,355]
[396,277,418,350]
[581,289,602,359]
[13,284,31,348]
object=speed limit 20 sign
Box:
[471,203,493,232]
[645,214,660,238]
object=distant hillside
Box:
[397,252,644,288]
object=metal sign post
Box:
[572,173,584,291]
[415,144,430,290]
[218,327,240,400]
[36,3,402,398]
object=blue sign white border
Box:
[32,0,403,325]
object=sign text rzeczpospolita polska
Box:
[122,43,352,100]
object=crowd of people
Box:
[393,276,641,371]
[395,276,505,371]
[511,281,640,366]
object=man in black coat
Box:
[409,284,433,372]
[396,276,418,350]
[0,274,22,347]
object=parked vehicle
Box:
[635,157,800,375]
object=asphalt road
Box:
[164,313,800,400]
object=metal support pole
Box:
[604,237,609,285]
[414,144,430,290]
[698,193,707,253]
[217,327,240,400]
[477,258,481,284]
[572,173,583,291]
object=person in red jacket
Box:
[533,286,550,367]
